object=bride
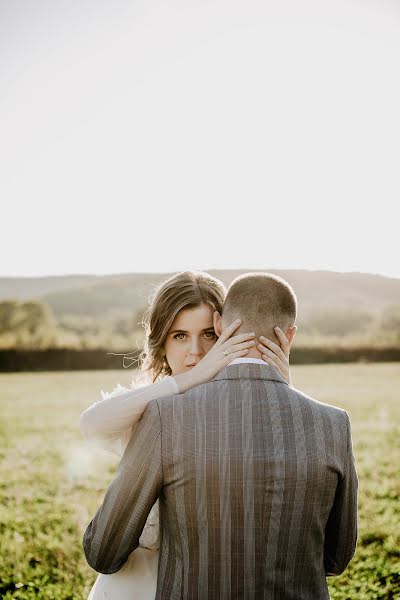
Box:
[80,270,291,599]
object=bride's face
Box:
[163,303,217,376]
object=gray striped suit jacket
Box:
[83,363,358,599]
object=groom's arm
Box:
[324,411,358,576]
[83,399,163,574]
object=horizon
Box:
[1,266,399,281]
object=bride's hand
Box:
[186,318,256,387]
[256,326,292,385]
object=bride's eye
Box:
[204,330,216,339]
[174,333,186,340]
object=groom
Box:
[83,272,358,599]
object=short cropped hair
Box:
[222,272,297,339]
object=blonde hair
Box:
[222,272,297,340]
[140,271,226,382]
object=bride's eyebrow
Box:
[169,329,188,334]
[169,327,215,335]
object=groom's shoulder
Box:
[290,384,349,423]
[153,380,349,425]
[154,381,212,411]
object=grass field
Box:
[1,364,399,599]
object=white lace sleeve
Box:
[79,376,179,455]
[139,500,160,550]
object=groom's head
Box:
[214,272,297,346]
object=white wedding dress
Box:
[80,377,179,600]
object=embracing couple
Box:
[81,271,358,599]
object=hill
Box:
[1,269,399,319]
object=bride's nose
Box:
[189,337,203,356]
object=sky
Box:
[1,0,399,279]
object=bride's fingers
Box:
[258,342,286,369]
[258,344,287,368]
[214,318,257,348]
[258,338,289,369]
[274,327,290,357]
[218,339,256,366]
[222,332,256,351]
[228,340,256,353]
[261,352,284,376]
[258,344,290,383]
[218,340,256,363]
[223,348,250,363]
[258,336,287,362]
[214,318,242,345]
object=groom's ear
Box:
[213,311,223,337]
[285,325,297,347]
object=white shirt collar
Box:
[227,357,266,367]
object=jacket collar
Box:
[211,362,289,386]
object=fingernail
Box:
[260,336,265,341]
[274,326,280,331]
[236,319,241,324]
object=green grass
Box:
[1,364,399,599]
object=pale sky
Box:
[1,0,399,278]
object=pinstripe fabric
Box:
[83,364,358,599]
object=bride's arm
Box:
[79,367,207,448]
[80,319,291,446]
[79,377,179,442]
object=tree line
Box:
[1,299,399,351]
